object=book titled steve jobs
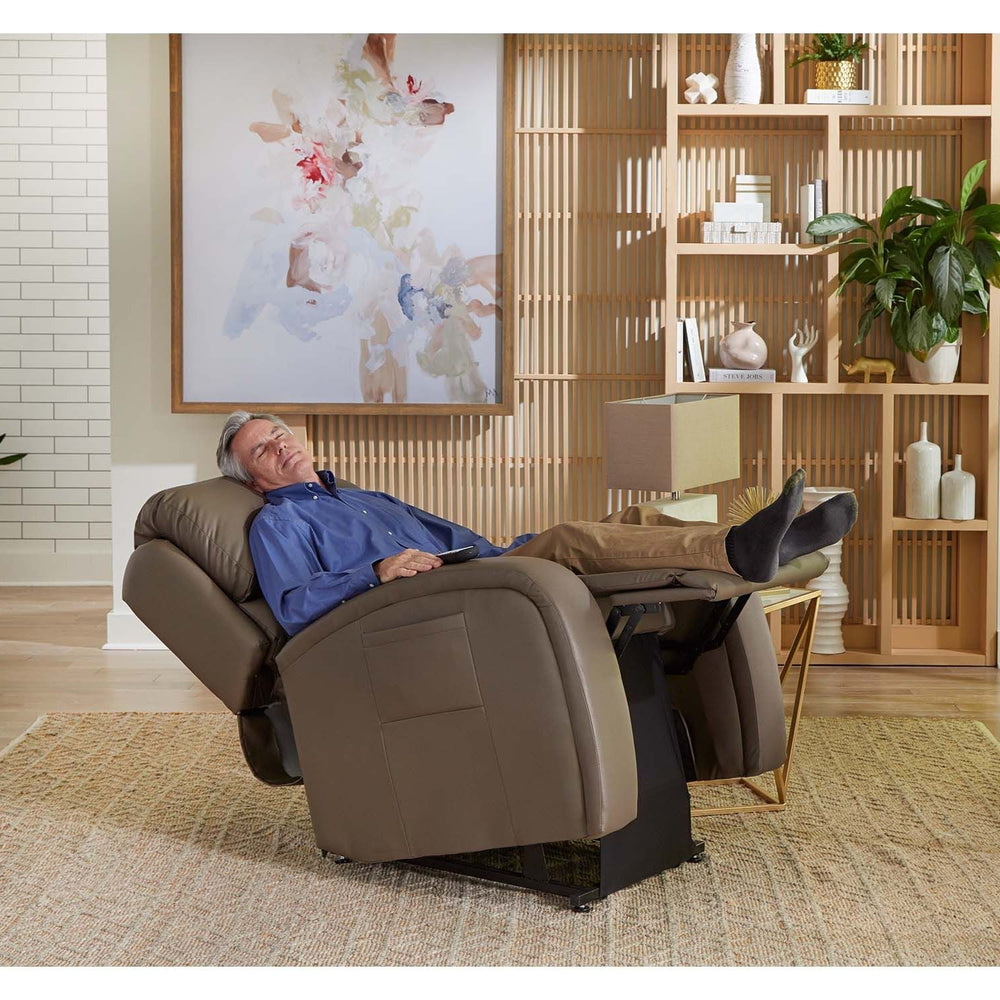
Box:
[708,368,776,382]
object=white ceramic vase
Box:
[905,421,941,519]
[802,486,853,655]
[940,454,975,520]
[905,335,962,384]
[719,321,767,369]
[724,34,762,105]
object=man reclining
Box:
[217,411,857,636]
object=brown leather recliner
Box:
[123,476,826,908]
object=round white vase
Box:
[905,421,941,519]
[719,320,767,369]
[724,34,762,105]
[905,335,961,384]
[940,454,976,520]
[802,486,854,655]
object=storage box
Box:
[711,201,764,223]
[701,222,783,245]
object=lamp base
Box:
[640,492,718,523]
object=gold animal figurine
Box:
[842,356,896,384]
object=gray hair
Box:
[216,410,293,484]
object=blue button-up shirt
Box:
[249,470,536,636]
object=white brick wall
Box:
[0,34,109,584]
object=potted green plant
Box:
[790,34,869,90]
[0,432,26,467]
[807,159,1000,383]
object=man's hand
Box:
[374,549,443,583]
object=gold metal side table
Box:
[690,586,821,816]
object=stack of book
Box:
[804,89,873,105]
[800,178,827,243]
[676,317,707,382]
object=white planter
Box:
[905,336,961,384]
[802,486,853,655]
[940,454,976,520]
[724,34,762,105]
[905,421,941,519]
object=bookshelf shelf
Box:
[670,32,999,666]
[677,103,992,118]
[676,243,832,255]
[891,518,988,532]
[679,380,991,396]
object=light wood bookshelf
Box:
[668,33,999,666]
[303,34,997,667]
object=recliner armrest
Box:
[279,555,602,664]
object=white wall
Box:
[106,35,219,646]
[0,33,110,584]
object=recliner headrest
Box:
[133,477,265,603]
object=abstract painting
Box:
[171,34,510,413]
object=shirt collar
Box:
[263,469,338,504]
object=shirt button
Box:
[387,530,392,535]
[369,583,375,588]
[312,496,318,500]
[362,510,367,514]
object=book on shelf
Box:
[708,368,776,382]
[804,88,873,105]
[799,182,815,243]
[675,320,686,381]
[812,178,827,244]
[734,174,772,224]
[682,317,707,382]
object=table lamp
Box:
[603,393,741,522]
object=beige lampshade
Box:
[604,393,741,492]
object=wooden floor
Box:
[1,587,998,748]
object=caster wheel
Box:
[334,855,352,864]
[571,903,591,913]
[687,852,706,864]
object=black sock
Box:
[779,492,858,564]
[724,469,805,582]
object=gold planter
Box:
[815,60,858,89]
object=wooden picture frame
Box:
[170,33,515,415]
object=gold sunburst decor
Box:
[728,485,780,525]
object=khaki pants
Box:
[501,504,737,576]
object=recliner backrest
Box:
[124,474,359,714]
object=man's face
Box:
[230,418,317,493]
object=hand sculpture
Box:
[789,321,819,383]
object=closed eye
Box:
[250,428,283,460]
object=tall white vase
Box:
[724,34,762,105]
[802,486,854,655]
[940,454,976,520]
[905,421,941,519]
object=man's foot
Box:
[779,492,858,564]
[724,469,805,582]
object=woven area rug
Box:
[1,712,998,966]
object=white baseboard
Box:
[104,609,166,650]
[0,544,112,585]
